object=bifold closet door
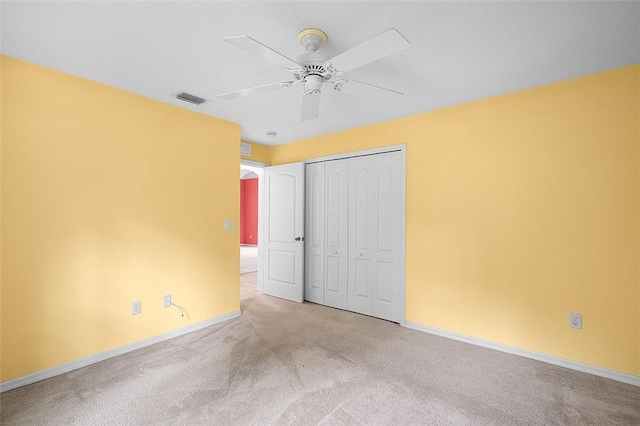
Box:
[348,155,376,316]
[304,160,349,308]
[348,152,404,322]
[323,159,348,310]
[304,163,324,304]
[306,151,404,322]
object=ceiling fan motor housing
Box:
[294,50,336,92]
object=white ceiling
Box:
[2,1,639,146]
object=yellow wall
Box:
[241,141,271,165]
[271,64,640,376]
[1,56,241,382]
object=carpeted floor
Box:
[241,245,258,275]
[2,272,639,425]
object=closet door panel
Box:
[348,156,376,316]
[376,261,393,303]
[304,163,324,304]
[308,253,323,300]
[376,163,393,253]
[373,151,404,322]
[324,159,348,309]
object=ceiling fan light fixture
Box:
[298,28,327,52]
[304,75,323,96]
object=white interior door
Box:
[305,162,324,304]
[263,162,305,303]
[324,159,349,310]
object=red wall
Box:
[240,178,258,245]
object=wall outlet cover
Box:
[163,294,171,308]
[569,312,582,329]
[132,300,141,315]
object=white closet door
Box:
[348,155,377,316]
[372,151,404,322]
[304,163,324,304]
[304,148,405,323]
[324,159,349,310]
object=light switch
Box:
[224,219,231,231]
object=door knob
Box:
[295,237,301,241]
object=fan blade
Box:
[332,79,403,100]
[224,35,300,69]
[326,28,409,74]
[217,81,295,100]
[301,91,321,121]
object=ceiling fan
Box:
[217,28,410,121]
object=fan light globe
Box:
[298,28,327,52]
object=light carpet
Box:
[240,245,258,275]
[2,272,639,425]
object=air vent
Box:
[175,92,208,105]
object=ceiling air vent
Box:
[174,92,208,105]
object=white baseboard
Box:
[0,310,241,393]
[403,321,640,388]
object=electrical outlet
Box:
[163,294,171,308]
[569,312,582,329]
[132,300,141,315]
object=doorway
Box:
[240,162,265,300]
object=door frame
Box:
[303,144,407,325]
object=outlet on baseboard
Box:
[163,294,171,308]
[569,312,582,329]
[132,300,141,315]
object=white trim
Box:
[304,144,406,164]
[241,159,269,168]
[403,321,640,387]
[256,167,265,294]
[397,149,406,326]
[0,311,241,393]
